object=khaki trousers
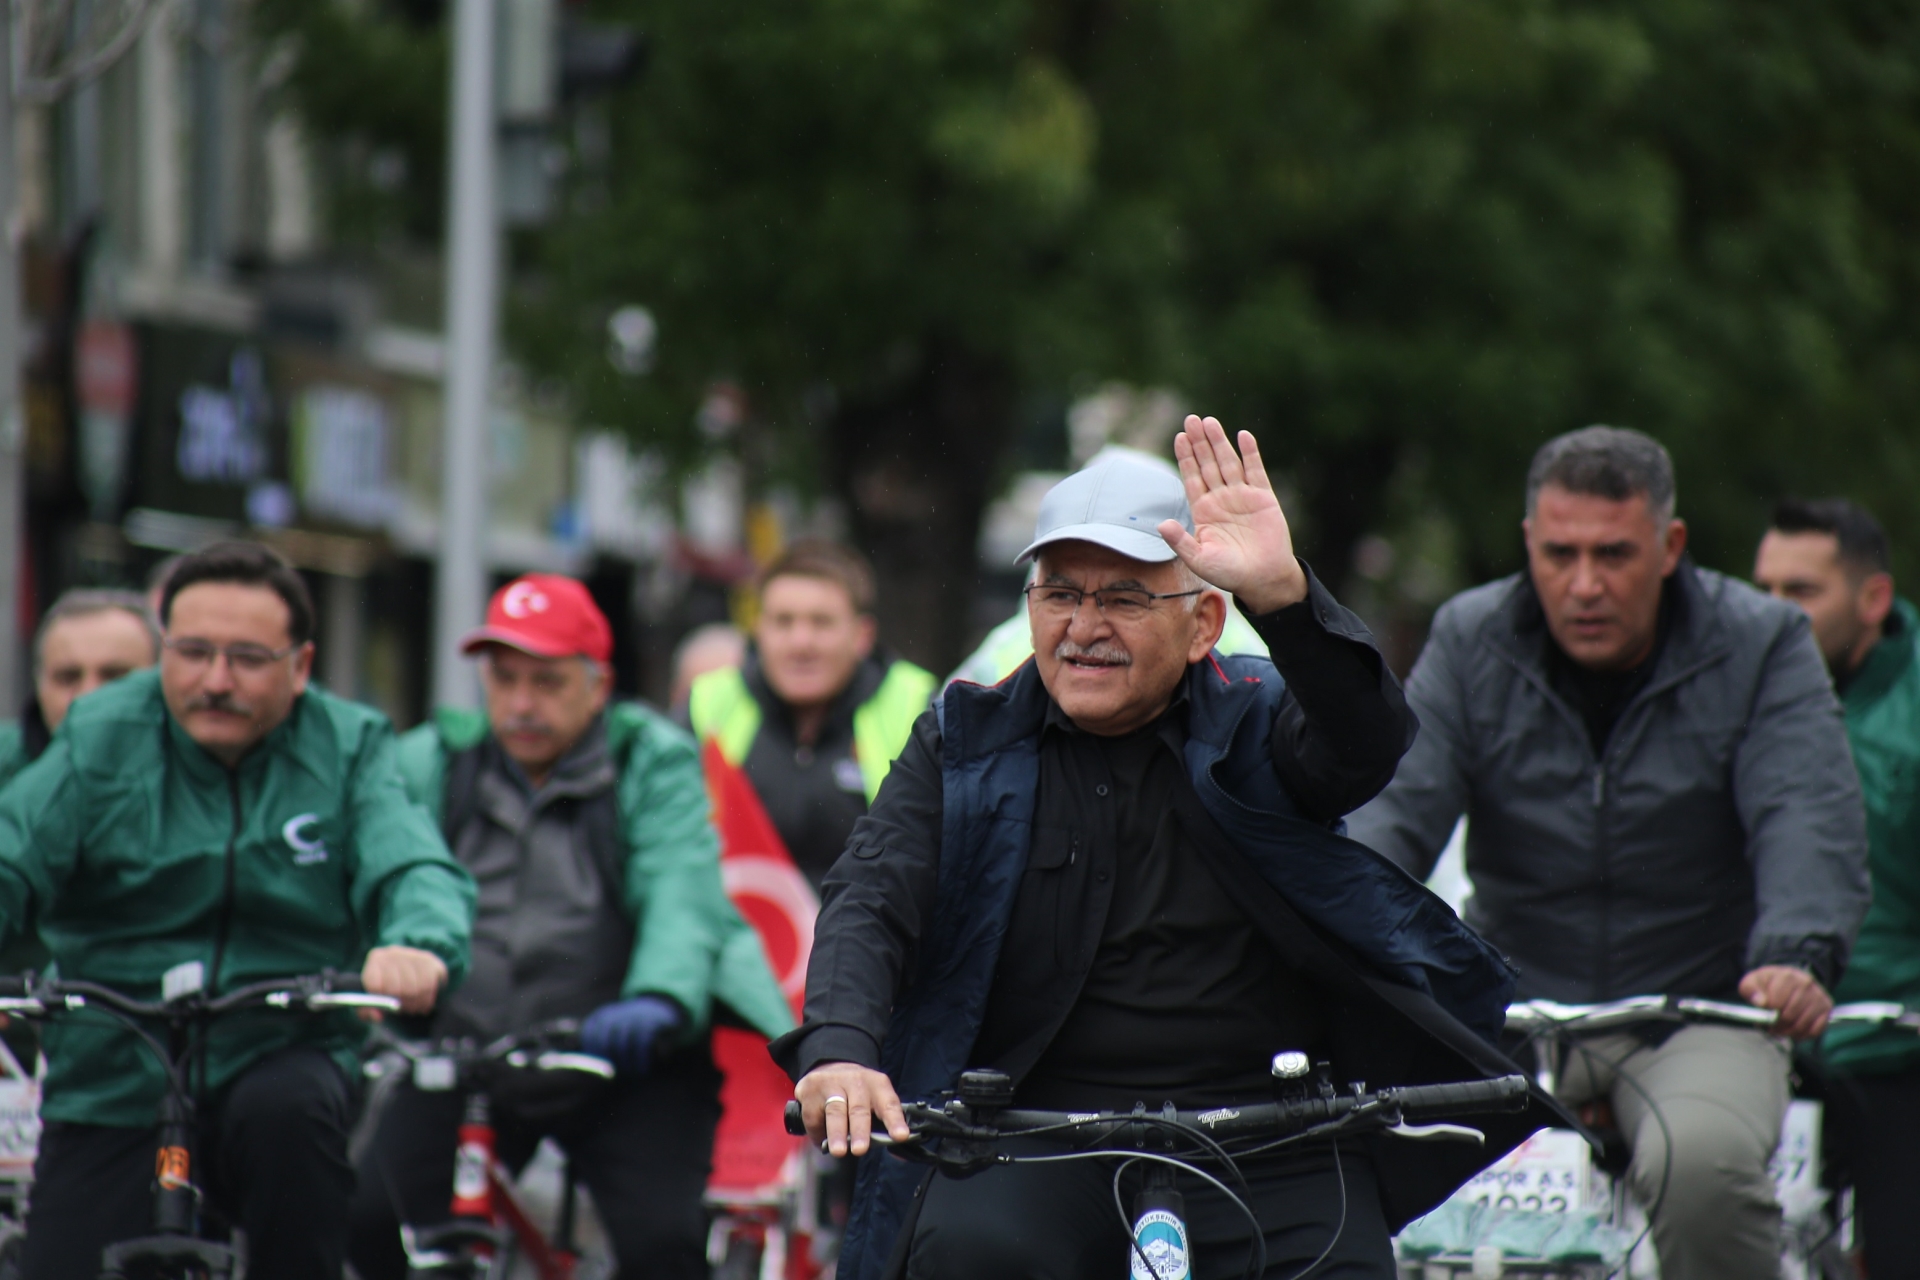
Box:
[1554,1023,1790,1280]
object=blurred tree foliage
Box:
[253,0,448,245]
[262,0,1920,670]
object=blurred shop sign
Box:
[131,325,287,525]
[293,384,394,528]
[177,349,271,484]
[76,318,138,520]
[574,433,672,559]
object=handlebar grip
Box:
[0,975,29,998]
[1390,1075,1531,1117]
[785,1100,807,1136]
[323,969,368,994]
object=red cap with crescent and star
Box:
[459,574,613,664]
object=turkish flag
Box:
[703,739,820,1199]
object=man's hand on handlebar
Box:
[1740,965,1832,1040]
[794,1062,912,1158]
[362,946,448,1016]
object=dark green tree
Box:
[259,0,1920,670]
[525,0,1108,668]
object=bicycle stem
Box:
[152,1088,197,1236]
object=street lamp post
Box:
[431,0,501,710]
[0,13,27,704]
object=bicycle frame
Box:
[0,965,397,1280]
[1485,994,1916,1280]
[380,1025,612,1280]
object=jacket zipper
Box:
[208,772,243,995]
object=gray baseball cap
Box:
[1015,450,1192,565]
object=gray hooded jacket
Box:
[1346,561,1870,1002]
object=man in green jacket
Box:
[1756,498,1920,1280]
[0,541,474,1280]
[350,574,790,1280]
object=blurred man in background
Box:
[144,553,186,620]
[1755,498,1920,1280]
[352,574,789,1280]
[1348,427,1869,1280]
[669,621,746,715]
[687,541,935,890]
[0,589,158,787]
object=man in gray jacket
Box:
[1347,426,1869,1280]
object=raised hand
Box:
[1157,415,1308,614]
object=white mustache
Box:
[1054,639,1131,666]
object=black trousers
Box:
[347,1047,722,1280]
[1823,1063,1920,1280]
[20,1046,357,1280]
[904,1144,1396,1280]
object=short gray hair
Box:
[1525,426,1676,523]
[33,589,159,676]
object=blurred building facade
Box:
[9,1,711,725]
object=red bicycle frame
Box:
[443,1091,582,1280]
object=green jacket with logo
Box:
[395,701,793,1043]
[0,669,477,1127]
[1824,599,1920,1074]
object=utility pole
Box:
[431,0,500,709]
[0,12,27,703]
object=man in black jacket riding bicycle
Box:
[775,419,1539,1280]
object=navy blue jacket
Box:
[775,647,1538,1280]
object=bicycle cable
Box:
[1089,1137,1348,1280]
[1563,1035,1674,1278]
[1014,1147,1266,1280]
[994,1110,1262,1234]
[1276,1138,1346,1280]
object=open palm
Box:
[1157,416,1308,613]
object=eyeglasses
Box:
[1023,583,1205,623]
[163,637,302,674]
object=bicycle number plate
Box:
[1448,1127,1594,1214]
[0,1078,41,1175]
[1769,1100,1823,1223]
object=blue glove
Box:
[579,995,685,1076]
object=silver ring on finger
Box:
[824,1094,848,1108]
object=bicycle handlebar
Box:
[1506,994,1920,1035]
[0,969,400,1020]
[365,1019,616,1086]
[782,1073,1530,1146]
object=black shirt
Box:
[737,651,890,889]
[1013,695,1327,1108]
[783,565,1416,1096]
[1544,580,1675,755]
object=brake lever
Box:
[1388,1121,1486,1145]
[815,1129,925,1154]
[305,993,402,1012]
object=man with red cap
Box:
[348,574,791,1280]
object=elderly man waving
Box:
[772,419,1539,1280]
